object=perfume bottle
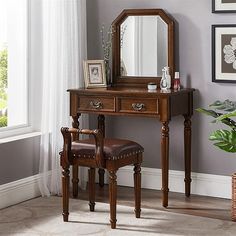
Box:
[160,68,168,90]
[173,72,181,90]
[164,66,171,89]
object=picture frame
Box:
[212,25,236,83]
[212,0,236,13]
[83,60,107,88]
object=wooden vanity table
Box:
[68,9,195,207]
[68,87,194,207]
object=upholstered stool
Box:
[60,127,144,229]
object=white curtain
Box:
[39,0,87,196]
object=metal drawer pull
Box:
[90,101,103,109]
[132,103,145,111]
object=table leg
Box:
[72,114,80,198]
[72,166,79,198]
[184,115,192,197]
[98,115,105,187]
[161,121,169,207]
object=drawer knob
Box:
[132,103,145,111]
[90,101,103,109]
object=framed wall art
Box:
[83,60,107,88]
[212,25,236,83]
[212,0,236,13]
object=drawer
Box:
[118,97,158,114]
[78,96,115,112]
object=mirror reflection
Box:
[120,16,168,77]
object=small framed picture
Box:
[212,25,236,83]
[83,60,107,88]
[212,0,236,13]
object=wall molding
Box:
[0,167,231,209]
[113,166,231,199]
[0,174,41,209]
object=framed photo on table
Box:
[83,60,107,88]
[212,0,236,13]
[212,25,236,83]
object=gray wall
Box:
[87,0,236,175]
[0,136,40,185]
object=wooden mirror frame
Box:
[112,9,175,88]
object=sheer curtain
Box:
[39,0,87,196]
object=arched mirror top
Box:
[112,9,175,87]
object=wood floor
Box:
[76,184,232,222]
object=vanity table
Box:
[68,9,195,207]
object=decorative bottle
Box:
[173,72,181,90]
[164,66,171,89]
[160,68,168,91]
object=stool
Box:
[60,127,144,229]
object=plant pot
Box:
[232,173,236,221]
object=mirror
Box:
[120,16,168,77]
[112,9,175,87]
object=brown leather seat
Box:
[60,127,144,229]
[71,138,144,161]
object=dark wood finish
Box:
[118,97,158,115]
[97,114,105,137]
[60,137,71,222]
[134,160,141,218]
[161,121,169,207]
[184,115,192,197]
[62,166,70,222]
[60,127,143,229]
[72,114,80,198]
[72,166,79,198]
[98,169,105,188]
[98,115,105,187]
[109,170,117,229]
[112,9,175,87]
[88,168,95,211]
[68,87,194,207]
[79,96,115,112]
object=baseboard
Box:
[0,174,41,209]
[109,166,231,199]
[0,167,231,210]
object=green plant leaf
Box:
[215,112,236,130]
[216,111,236,121]
[209,100,236,111]
[0,115,7,127]
[196,107,236,129]
[209,100,223,107]
[209,130,236,153]
[196,108,218,118]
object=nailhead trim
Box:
[72,149,144,160]
[107,149,144,160]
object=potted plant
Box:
[196,100,236,220]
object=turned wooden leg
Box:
[134,162,141,218]
[72,114,80,197]
[109,170,117,229]
[184,115,192,197]
[88,168,95,211]
[161,121,169,208]
[62,165,70,222]
[72,166,79,198]
[98,115,105,188]
[98,169,105,187]
[97,114,105,136]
